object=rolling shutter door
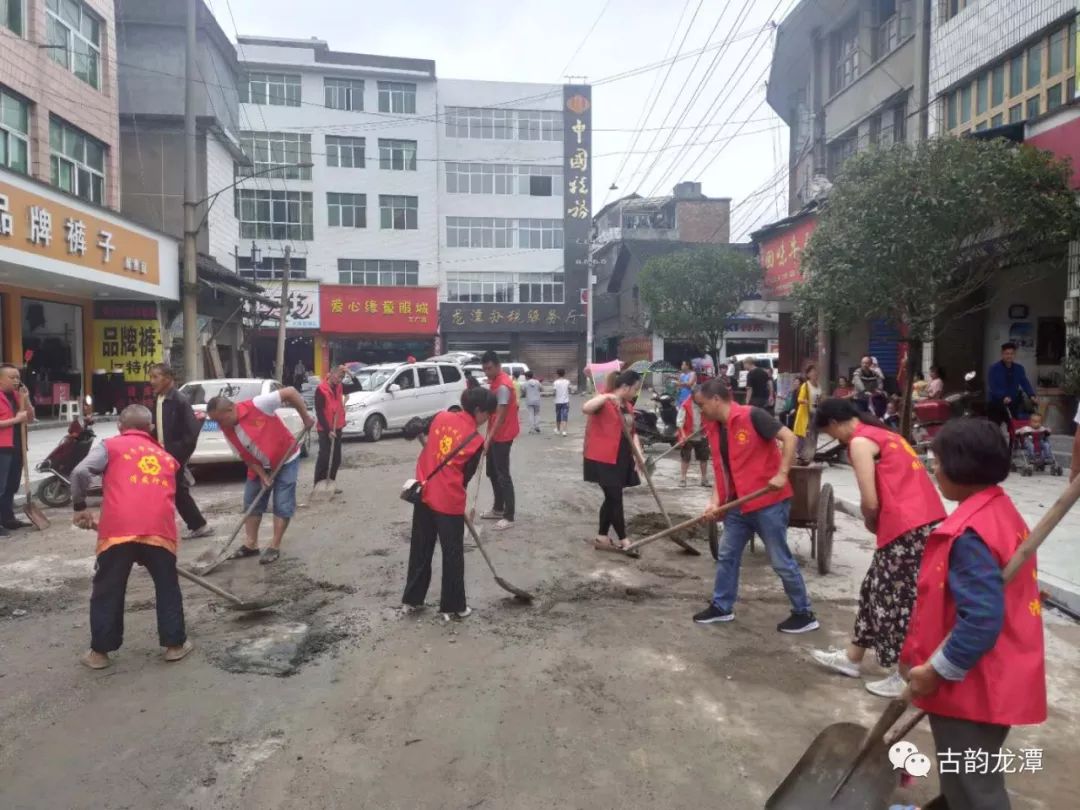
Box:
[519,340,579,380]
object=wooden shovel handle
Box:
[624,487,772,552]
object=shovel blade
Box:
[25,502,50,531]
[766,722,896,810]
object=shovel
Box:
[177,566,280,611]
[309,430,337,504]
[644,429,702,474]
[623,487,772,553]
[22,422,49,530]
[464,516,534,603]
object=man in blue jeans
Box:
[691,378,819,634]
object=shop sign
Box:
[724,318,779,338]
[758,216,817,299]
[92,302,164,381]
[618,335,653,363]
[439,304,585,333]
[0,181,160,284]
[255,280,320,329]
[319,285,438,335]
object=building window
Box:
[379,195,418,230]
[337,259,419,286]
[829,16,860,95]
[1026,43,1042,90]
[518,218,564,250]
[45,0,101,89]
[517,110,562,141]
[1047,83,1063,111]
[991,64,1005,107]
[327,193,366,228]
[827,133,856,178]
[446,217,515,248]
[445,163,562,195]
[236,190,314,240]
[378,81,416,114]
[519,165,562,195]
[240,72,301,107]
[873,0,913,61]
[324,77,364,111]
[49,117,105,204]
[237,132,312,180]
[446,271,564,304]
[238,256,308,280]
[2,0,24,36]
[943,0,972,21]
[444,107,562,141]
[874,98,906,148]
[0,87,29,174]
[378,139,417,171]
[325,135,365,168]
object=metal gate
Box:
[519,340,579,380]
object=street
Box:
[1,407,1078,810]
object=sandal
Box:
[592,536,640,558]
[229,545,260,560]
[259,547,281,565]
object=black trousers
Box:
[929,714,1012,810]
[486,440,515,521]
[314,429,343,484]
[175,471,207,531]
[402,502,466,613]
[0,449,22,523]
[598,483,627,540]
[90,542,186,653]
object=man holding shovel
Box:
[206,387,314,565]
[481,351,518,531]
[0,364,34,535]
[313,365,346,492]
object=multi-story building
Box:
[1,0,178,407]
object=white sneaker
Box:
[810,648,861,678]
[184,524,214,539]
[494,519,513,531]
[442,606,472,621]
[865,670,906,698]
[561,431,568,436]
[553,428,560,434]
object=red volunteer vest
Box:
[853,422,945,548]
[706,402,792,513]
[678,398,701,443]
[584,399,634,465]
[96,430,179,551]
[0,392,15,449]
[489,372,520,442]
[316,380,345,432]
[900,486,1046,727]
[221,400,296,480]
[416,411,483,515]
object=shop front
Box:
[252,280,320,382]
[319,285,438,369]
[0,169,178,415]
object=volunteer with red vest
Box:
[206,386,315,565]
[903,419,1045,810]
[692,378,819,634]
[583,370,643,553]
[480,351,519,531]
[314,365,346,489]
[676,387,710,488]
[402,387,497,619]
[71,405,191,670]
[809,398,946,697]
[0,363,34,536]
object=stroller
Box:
[1006,407,1063,477]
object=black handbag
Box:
[400,431,480,505]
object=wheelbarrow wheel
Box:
[816,484,835,575]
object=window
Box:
[446,163,513,194]
[378,81,416,114]
[876,100,906,148]
[946,93,957,130]
[337,259,419,286]
[943,0,971,20]
[827,134,856,178]
[1009,54,1024,97]
[237,132,312,180]
[444,107,561,141]
[417,367,440,387]
[378,139,417,171]
[829,16,860,94]
[445,271,564,304]
[238,256,307,280]
[45,0,101,89]
[873,0,913,61]
[446,217,515,248]
[392,370,416,390]
[518,218,563,249]
[49,117,105,204]
[2,0,24,35]
[975,74,988,116]
[379,195,417,230]
[529,175,553,196]
[1026,96,1040,120]
[1027,43,1042,90]
[439,365,462,384]
[240,72,301,107]
[1049,28,1066,77]
[991,65,1005,107]
[517,110,562,141]
[519,165,562,195]
[235,189,314,240]
[326,135,365,168]
[959,85,971,123]
[0,87,29,174]
[1008,104,1023,123]
[991,113,1003,128]
[518,272,565,303]
[327,193,366,228]
[1047,83,1063,111]
[324,77,364,111]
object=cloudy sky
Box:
[218,0,797,241]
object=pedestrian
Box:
[148,363,212,539]
[987,342,1037,429]
[583,370,642,553]
[523,371,542,434]
[927,365,945,400]
[793,363,821,463]
[832,376,855,399]
[676,360,696,407]
[402,387,496,621]
[293,359,307,389]
[0,364,34,536]
[480,351,518,531]
[676,385,710,488]
[809,398,945,697]
[206,385,315,564]
[692,378,819,634]
[902,419,1045,810]
[743,357,774,413]
[72,405,191,669]
[314,365,346,490]
[553,368,571,436]
[853,356,885,416]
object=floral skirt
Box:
[852,523,935,667]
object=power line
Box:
[558,0,614,78]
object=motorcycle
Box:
[634,392,679,447]
[36,396,99,508]
[912,371,982,450]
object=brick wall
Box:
[674,200,731,244]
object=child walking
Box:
[553,368,571,436]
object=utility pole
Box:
[181,0,199,380]
[275,246,291,383]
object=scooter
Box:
[634,392,679,447]
[36,396,99,508]
[912,371,982,450]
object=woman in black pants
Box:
[583,370,642,552]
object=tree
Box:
[793,136,1080,435]
[638,246,763,359]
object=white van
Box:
[343,361,467,441]
[462,361,531,381]
[729,353,779,389]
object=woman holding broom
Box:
[583,370,643,553]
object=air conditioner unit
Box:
[1065,297,1078,324]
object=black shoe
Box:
[693,604,734,624]
[3,519,32,530]
[777,611,820,634]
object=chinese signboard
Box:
[440,304,586,333]
[92,302,164,382]
[319,285,438,335]
[758,215,817,299]
[0,182,160,284]
[255,280,320,329]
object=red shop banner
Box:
[759,215,817,299]
[319,285,439,335]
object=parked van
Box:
[343,361,467,441]
[728,353,779,389]
[462,361,531,381]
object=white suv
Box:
[343,362,467,441]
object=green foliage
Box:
[1063,336,1080,398]
[638,246,763,354]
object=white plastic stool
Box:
[58,400,80,422]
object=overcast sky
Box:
[219,0,797,242]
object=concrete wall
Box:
[982,267,1067,382]
[206,132,239,268]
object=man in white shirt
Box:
[553,368,572,436]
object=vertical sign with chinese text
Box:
[757,215,817,299]
[92,301,164,381]
[562,84,592,335]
